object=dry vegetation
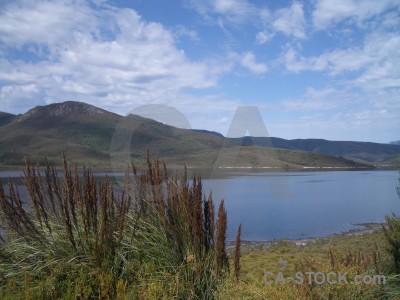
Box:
[0,152,399,299]
[0,150,235,299]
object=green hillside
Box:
[0,112,15,126]
[229,136,400,165]
[0,101,377,170]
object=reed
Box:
[233,224,242,282]
[382,172,400,274]
[215,199,228,274]
[0,150,238,299]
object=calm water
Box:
[1,170,399,241]
[202,170,400,241]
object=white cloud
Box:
[271,81,400,142]
[270,95,400,142]
[255,31,274,45]
[0,0,98,48]
[188,0,308,42]
[213,0,249,14]
[312,0,400,29]
[187,0,261,24]
[283,32,400,92]
[173,25,200,42]
[0,1,234,116]
[353,34,400,90]
[1,0,398,142]
[272,1,306,39]
[283,46,371,74]
[240,52,268,74]
[282,87,350,110]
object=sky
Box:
[0,0,399,143]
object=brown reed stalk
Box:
[0,150,232,299]
[203,191,215,251]
[372,242,380,273]
[215,199,228,273]
[146,148,154,187]
[382,220,400,272]
[44,158,63,218]
[23,160,48,231]
[0,181,41,240]
[116,191,131,245]
[203,195,210,250]
[328,246,335,268]
[153,158,165,217]
[44,158,57,215]
[62,153,78,229]
[233,224,242,282]
[192,175,204,252]
[99,180,108,262]
[208,192,215,246]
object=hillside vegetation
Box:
[1,101,395,170]
[0,152,234,299]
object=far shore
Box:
[1,164,396,176]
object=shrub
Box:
[382,172,400,274]
[0,150,234,299]
[233,224,242,282]
[383,214,400,273]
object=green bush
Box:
[0,151,231,299]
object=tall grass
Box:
[378,171,400,298]
[0,150,233,299]
[233,224,241,282]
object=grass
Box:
[218,172,400,299]
[0,150,232,299]
[218,231,393,299]
[0,152,398,299]
[236,232,385,282]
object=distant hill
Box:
[0,101,397,169]
[0,102,120,166]
[235,137,400,164]
[0,112,16,126]
[390,140,400,145]
[190,129,224,138]
[0,101,225,168]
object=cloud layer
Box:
[0,0,234,116]
[0,0,399,142]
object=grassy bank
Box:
[219,229,399,299]
[0,153,399,299]
[0,152,236,299]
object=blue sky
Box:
[0,0,399,142]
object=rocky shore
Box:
[227,222,385,255]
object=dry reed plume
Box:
[0,149,238,299]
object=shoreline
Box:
[0,162,399,173]
[227,222,385,254]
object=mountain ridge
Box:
[0,101,398,169]
[0,111,16,126]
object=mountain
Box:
[190,129,224,138]
[0,101,224,168]
[0,101,396,169]
[0,112,16,126]
[390,140,400,145]
[235,137,400,164]
[0,102,121,166]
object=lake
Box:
[1,169,399,241]
[202,170,400,241]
